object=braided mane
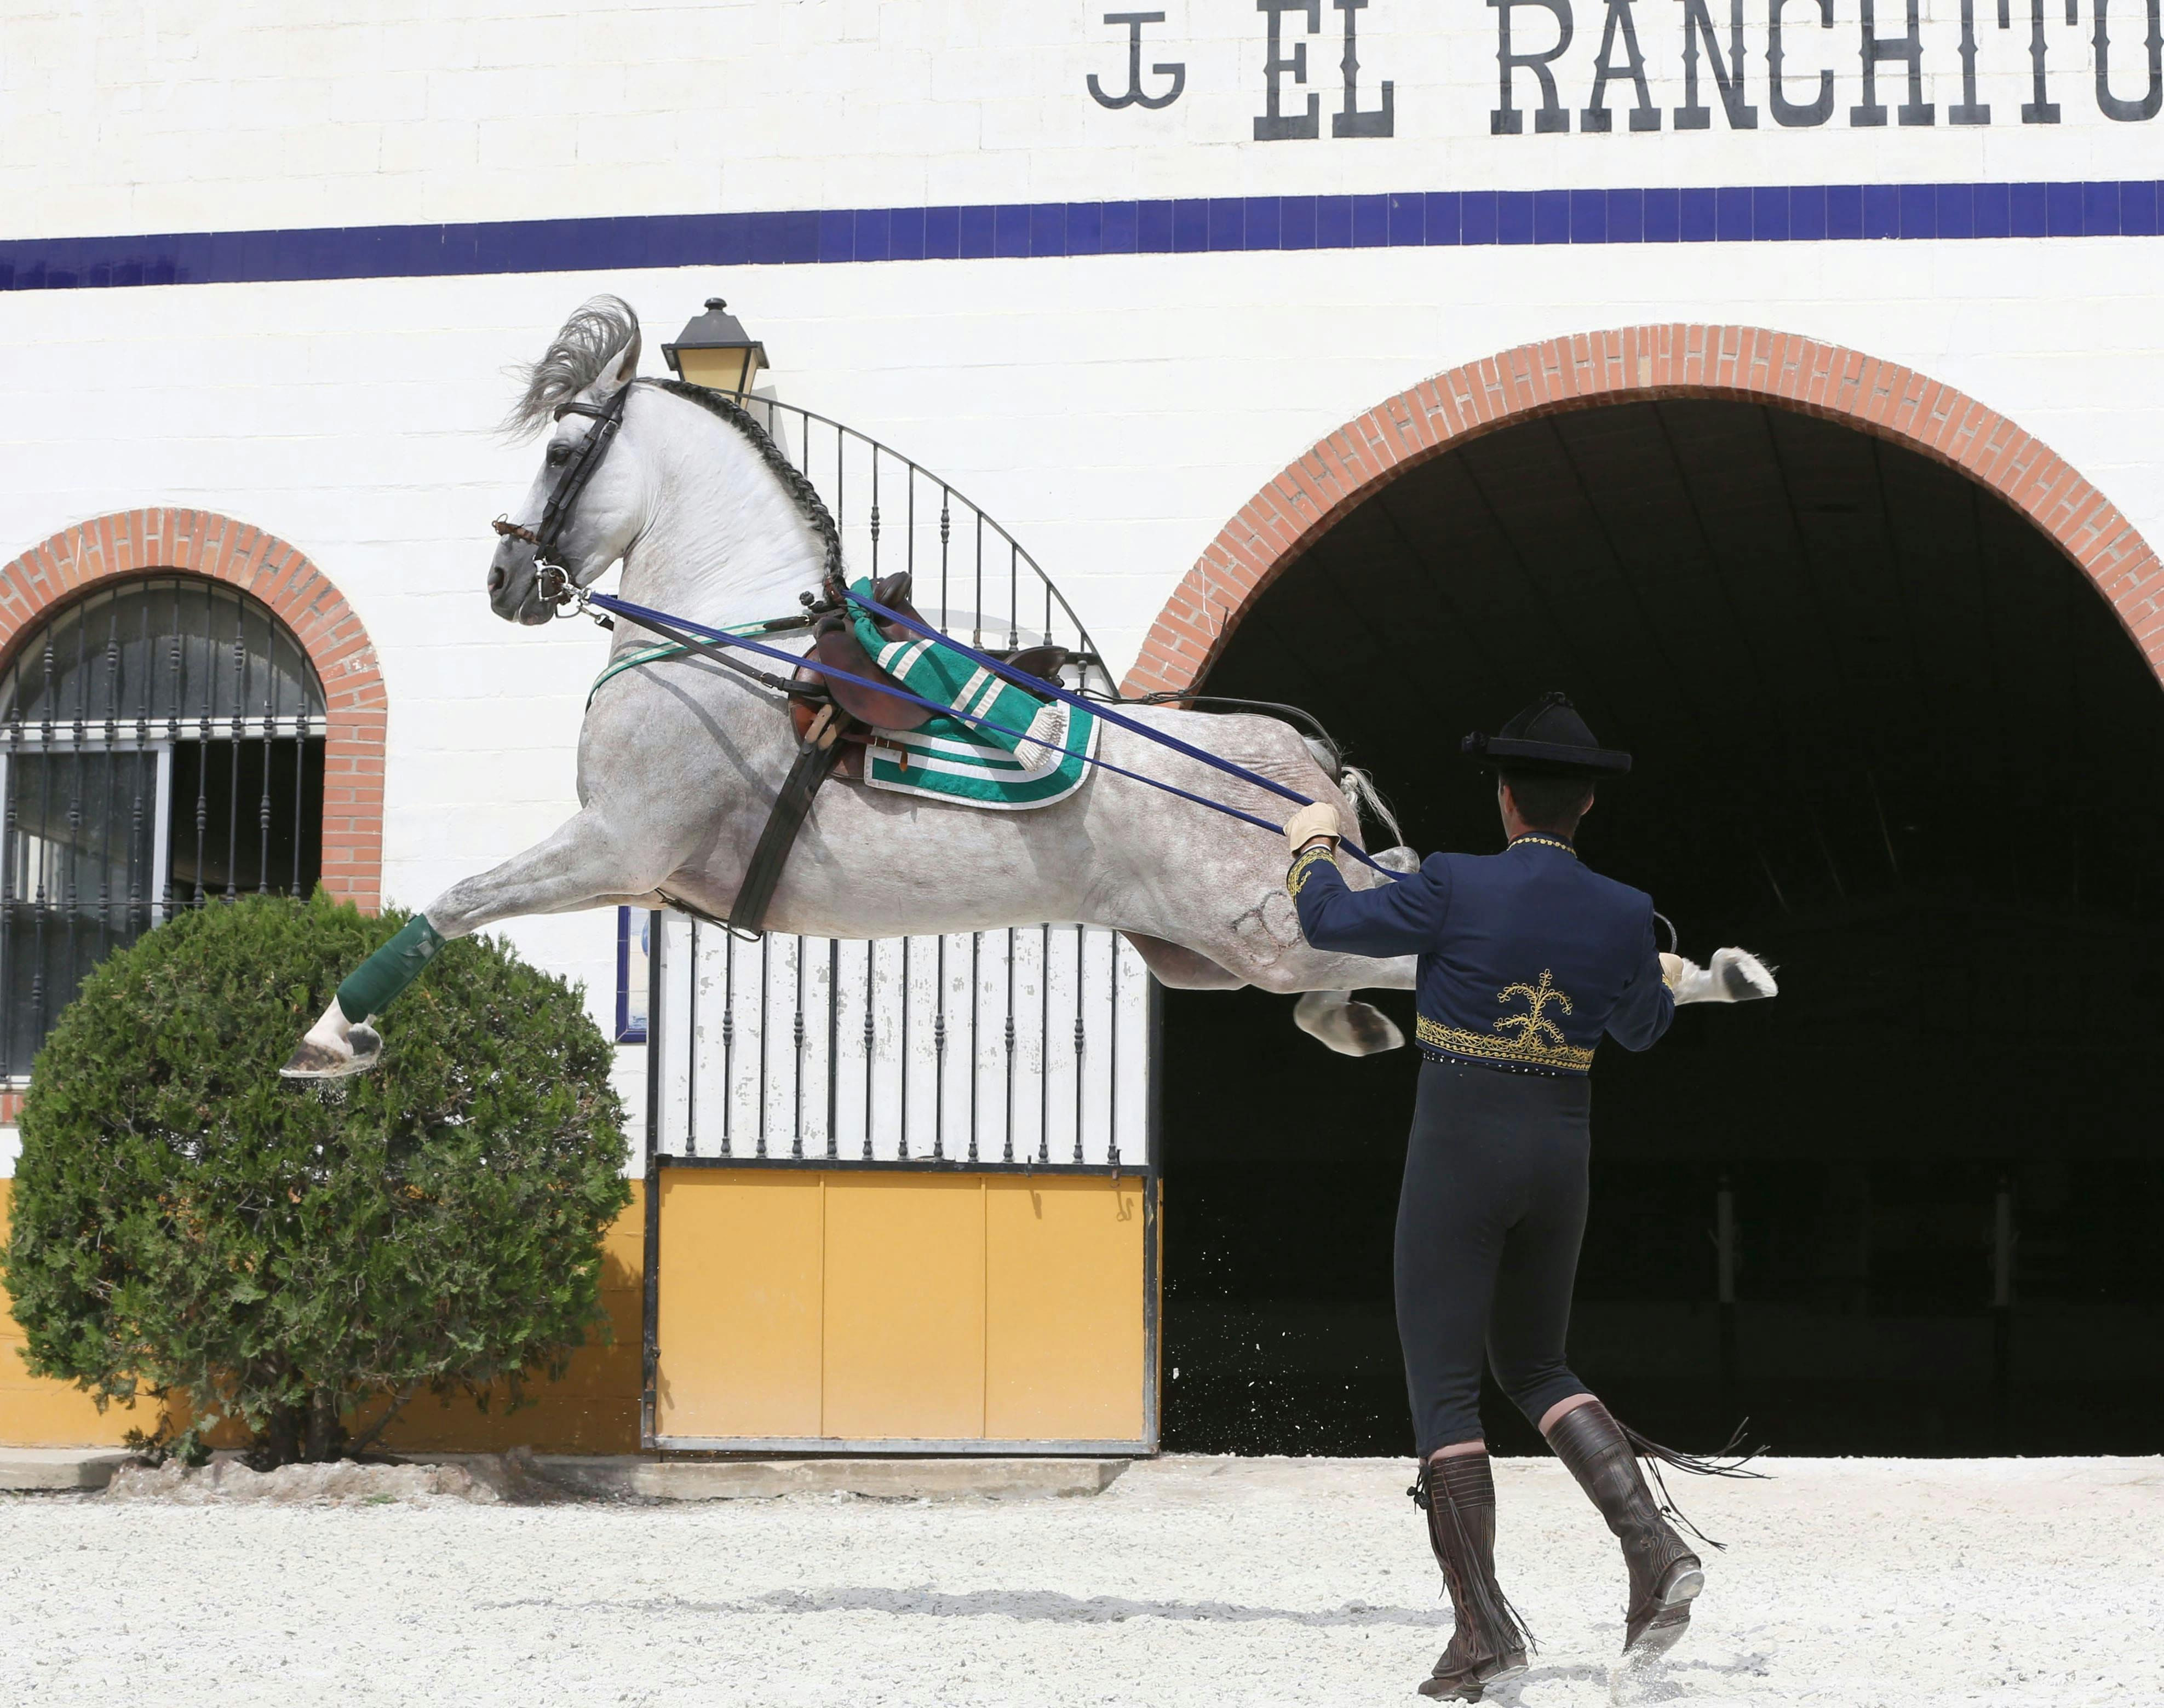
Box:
[644,378,845,588]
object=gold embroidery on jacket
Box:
[1285,845,1338,899]
[1495,968,1572,1049]
[1507,833,1578,858]
[1416,968,1595,1072]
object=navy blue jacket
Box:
[1288,833,1673,1074]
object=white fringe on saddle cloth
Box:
[865,692,1099,809]
[853,596,1099,809]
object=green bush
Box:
[0,892,632,1465]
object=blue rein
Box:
[582,586,1397,876]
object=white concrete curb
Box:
[1,1445,1130,1500]
[530,1454,1131,1501]
[0,1447,135,1491]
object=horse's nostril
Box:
[487,566,505,594]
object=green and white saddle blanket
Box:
[586,584,1099,811]
[848,583,1098,810]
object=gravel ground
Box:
[1,1455,2157,1707]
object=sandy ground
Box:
[1,1456,2158,1707]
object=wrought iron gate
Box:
[636,398,1158,1454]
[638,394,1152,1174]
[646,919,1155,1169]
[734,394,1109,664]
[0,577,326,1074]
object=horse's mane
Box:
[503,295,844,586]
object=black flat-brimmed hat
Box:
[1462,691,1632,777]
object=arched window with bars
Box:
[0,576,327,1076]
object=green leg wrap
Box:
[335,915,446,1023]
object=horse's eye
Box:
[546,441,572,467]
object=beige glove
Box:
[1658,952,1695,993]
[1283,802,1341,854]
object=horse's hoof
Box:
[279,1040,345,1079]
[279,1025,383,1080]
[1714,947,1778,1000]
[1335,1000,1404,1054]
[1293,992,1405,1056]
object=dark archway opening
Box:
[1160,398,2164,1457]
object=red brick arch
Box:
[0,508,386,911]
[1123,324,2164,697]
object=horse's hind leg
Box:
[282,808,665,1079]
[1114,931,1401,1054]
[1120,915,1412,1056]
[1292,991,1405,1055]
[1119,932,1247,991]
[1170,884,1416,1056]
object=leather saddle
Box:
[848,570,1071,684]
[789,571,1071,768]
[743,571,1073,936]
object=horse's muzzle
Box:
[487,536,554,625]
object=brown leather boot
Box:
[1544,1401,1730,1658]
[1411,1452,1531,1701]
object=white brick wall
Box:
[4,247,2159,932]
[1,0,2162,1172]
[3,0,2162,237]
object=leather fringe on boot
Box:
[1618,1416,1764,1549]
[1543,1401,1764,1658]
[1410,1452,1532,1701]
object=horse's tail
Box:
[1296,735,1408,865]
[1338,763,1404,850]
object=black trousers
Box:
[1396,1057,1592,1457]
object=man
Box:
[1282,691,1744,1701]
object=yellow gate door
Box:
[649,1167,1156,1451]
[639,921,1159,1453]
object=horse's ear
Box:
[582,326,640,404]
[601,325,642,392]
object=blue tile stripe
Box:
[2,180,2158,291]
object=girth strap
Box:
[731,704,846,936]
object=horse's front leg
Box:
[281,807,667,1079]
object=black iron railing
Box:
[738,394,1111,683]
[647,918,1150,1170]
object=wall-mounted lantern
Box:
[661,297,769,400]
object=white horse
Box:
[284,298,1765,1078]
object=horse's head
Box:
[489,296,649,625]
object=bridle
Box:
[489,377,826,703]
[490,384,632,607]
